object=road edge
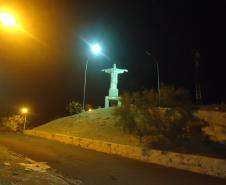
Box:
[24,130,226,179]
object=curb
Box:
[24,130,226,179]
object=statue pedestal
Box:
[109,88,119,97]
[105,96,122,108]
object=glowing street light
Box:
[82,43,102,111]
[21,107,28,114]
[20,107,29,130]
[0,12,17,28]
[91,44,102,55]
[0,10,46,46]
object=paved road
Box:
[0,132,225,185]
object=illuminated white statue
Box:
[102,64,128,108]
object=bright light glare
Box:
[91,44,102,55]
[0,12,17,27]
[88,108,92,112]
[21,107,28,114]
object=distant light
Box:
[91,43,102,55]
[88,108,92,112]
[0,12,17,27]
[21,107,28,114]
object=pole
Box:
[145,51,161,107]
[82,59,89,111]
[23,114,26,131]
[156,62,160,107]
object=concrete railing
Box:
[24,130,226,179]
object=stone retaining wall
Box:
[194,110,226,142]
[24,130,226,179]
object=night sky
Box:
[0,0,225,124]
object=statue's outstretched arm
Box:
[117,69,128,74]
[101,69,112,73]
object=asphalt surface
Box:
[0,132,225,185]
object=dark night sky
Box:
[0,0,225,124]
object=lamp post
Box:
[82,43,102,111]
[146,51,161,107]
[20,107,28,131]
[0,12,17,28]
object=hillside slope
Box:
[34,108,140,146]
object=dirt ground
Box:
[33,107,226,159]
[0,145,83,185]
[34,108,140,146]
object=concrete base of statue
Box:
[105,96,122,108]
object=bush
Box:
[120,84,192,109]
[159,84,193,108]
[1,115,24,132]
[66,101,83,115]
[115,85,207,149]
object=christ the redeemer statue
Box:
[102,64,128,108]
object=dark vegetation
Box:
[0,115,25,132]
[66,101,94,115]
[66,101,83,115]
[115,84,226,158]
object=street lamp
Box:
[82,43,102,111]
[91,44,101,55]
[0,10,46,46]
[20,107,28,130]
[0,12,16,27]
[0,12,18,28]
[146,51,161,107]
